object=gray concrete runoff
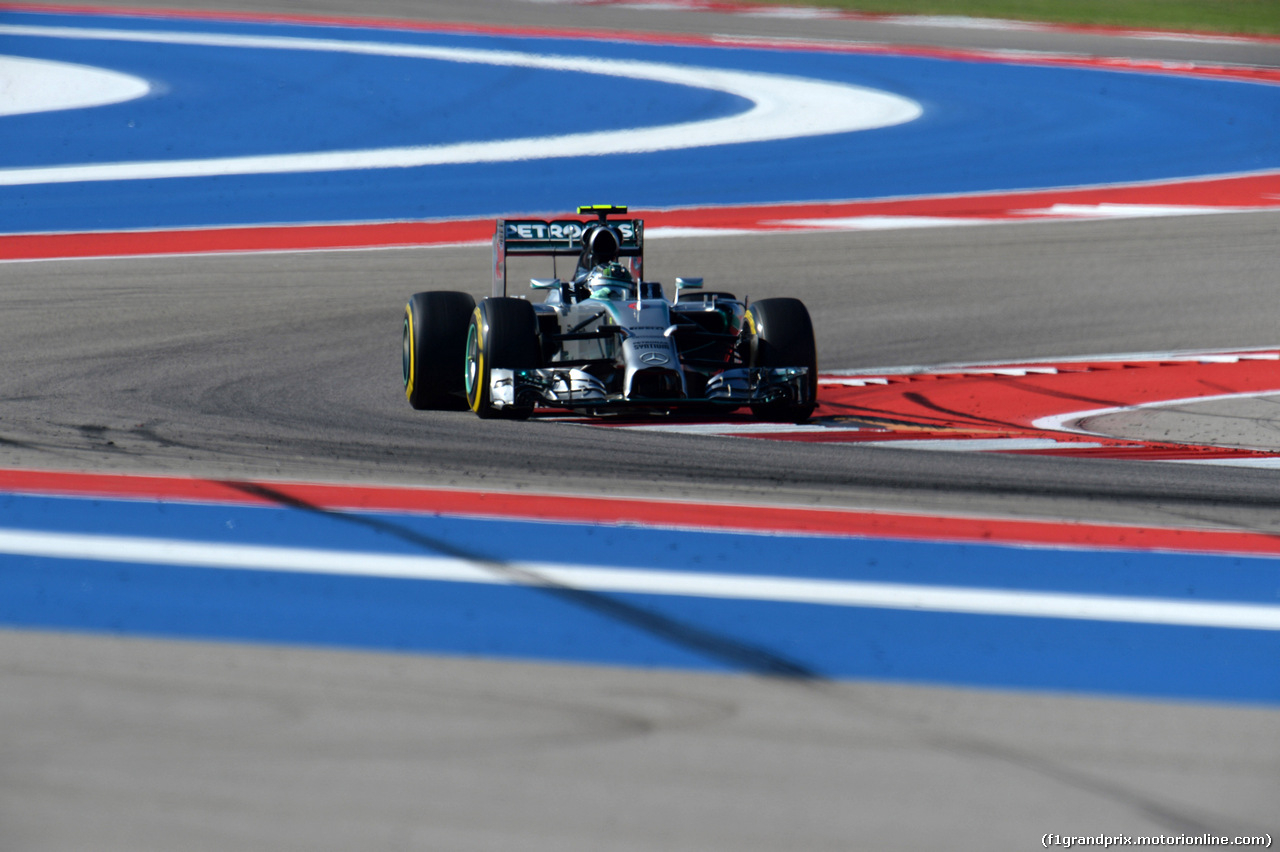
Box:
[1081,395,1280,453]
[2,629,1277,852]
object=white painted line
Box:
[961,367,1059,376]
[3,528,1278,631]
[773,215,1002,230]
[827,347,1280,378]
[609,422,859,434]
[1171,457,1280,469]
[0,54,150,116]
[645,226,763,238]
[740,7,844,20]
[0,240,492,265]
[855,438,1103,452]
[772,206,1280,234]
[1031,203,1264,218]
[881,14,1043,31]
[1128,31,1278,47]
[0,24,921,185]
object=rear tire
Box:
[464,298,541,419]
[404,291,476,410]
[748,297,818,422]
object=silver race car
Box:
[403,205,816,420]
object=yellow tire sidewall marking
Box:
[404,304,416,401]
[468,306,485,413]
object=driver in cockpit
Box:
[572,223,633,301]
[583,262,635,301]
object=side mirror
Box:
[674,277,702,304]
[530,278,562,290]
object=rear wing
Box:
[492,216,644,297]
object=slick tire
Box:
[464,297,541,419]
[748,297,818,422]
[404,291,477,410]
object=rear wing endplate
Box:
[492,217,644,297]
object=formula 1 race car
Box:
[403,205,817,420]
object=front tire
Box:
[464,298,541,419]
[748,297,818,422]
[404,291,477,410]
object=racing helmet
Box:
[582,224,620,266]
[587,262,635,300]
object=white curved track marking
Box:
[0,24,922,185]
[1032,388,1280,435]
[0,54,150,116]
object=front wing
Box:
[487,367,810,412]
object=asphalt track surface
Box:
[2,1,1280,850]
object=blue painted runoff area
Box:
[1,491,1277,705]
[2,10,1279,232]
